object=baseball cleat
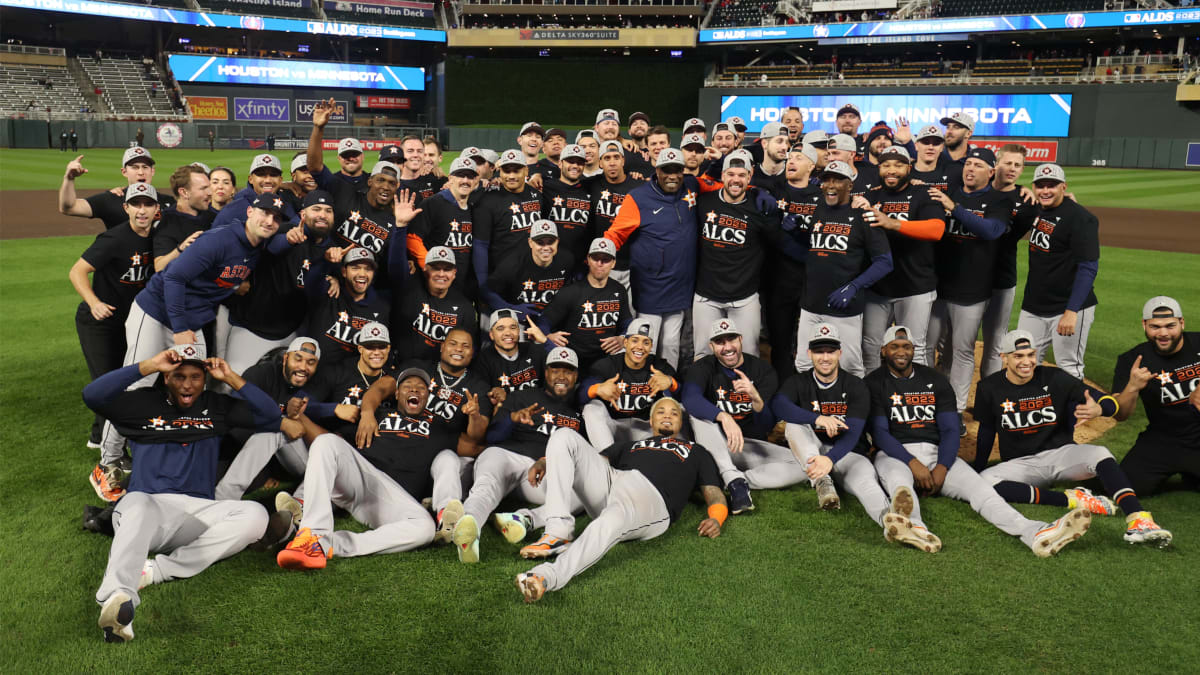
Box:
[814,475,840,510]
[912,525,942,552]
[1065,487,1118,516]
[250,510,297,553]
[82,504,115,537]
[138,559,155,590]
[493,511,533,545]
[883,513,939,553]
[1032,507,1091,558]
[434,499,464,545]
[1123,511,1172,548]
[452,515,480,563]
[520,534,570,559]
[274,491,304,528]
[276,527,329,570]
[516,572,546,604]
[98,592,135,643]
[890,484,916,518]
[89,460,130,503]
[87,440,102,450]
[727,478,754,514]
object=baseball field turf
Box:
[0,147,1197,671]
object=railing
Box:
[1097,54,1181,66]
[0,44,66,57]
[705,70,1188,87]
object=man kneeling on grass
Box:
[515,398,727,603]
[84,345,298,643]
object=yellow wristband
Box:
[1098,394,1120,417]
[707,503,728,526]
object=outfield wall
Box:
[700,82,1200,170]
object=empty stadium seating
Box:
[935,0,1102,17]
[198,0,318,20]
[709,0,776,28]
[77,56,181,117]
[0,63,89,118]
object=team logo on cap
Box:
[432,249,451,261]
[182,346,197,357]
[366,326,383,339]
[131,184,150,195]
[660,150,680,163]
[558,349,570,360]
[261,156,274,164]
[273,198,283,209]
[719,320,730,332]
[342,139,355,149]
[819,325,831,336]
[1037,166,1056,176]
[132,147,145,156]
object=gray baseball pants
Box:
[979,286,1016,377]
[1017,306,1095,379]
[215,432,309,501]
[583,400,655,450]
[926,298,987,411]
[637,311,685,371]
[981,444,1113,486]
[862,290,937,373]
[785,424,891,526]
[692,416,806,488]
[462,446,580,528]
[692,293,761,357]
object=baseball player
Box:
[407,156,480,298]
[824,134,877,197]
[472,149,543,293]
[908,126,958,193]
[70,183,156,450]
[514,398,726,603]
[801,130,830,172]
[1016,163,1100,380]
[445,347,585,563]
[749,122,789,197]
[680,133,712,177]
[974,330,1172,547]
[476,309,546,407]
[939,112,976,176]
[305,100,366,189]
[422,137,447,193]
[84,345,293,642]
[575,130,602,178]
[793,160,893,378]
[588,141,645,296]
[866,326,1092,557]
[765,145,822,374]
[396,134,440,201]
[517,121,544,169]
[278,153,316,217]
[534,237,632,374]
[534,128,567,184]
[775,323,928,549]
[275,367,458,570]
[1113,297,1200,494]
[393,246,478,363]
[303,247,393,365]
[153,165,214,272]
[483,220,574,325]
[58,147,176,230]
[855,124,895,185]
[580,318,679,450]
[212,153,298,228]
[540,144,594,262]
[857,145,948,373]
[306,154,403,285]
[683,318,786,515]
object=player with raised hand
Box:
[58,147,176,230]
[867,326,1092,557]
[1113,297,1200,494]
[153,165,214,272]
[85,345,298,642]
[475,309,546,407]
[514,398,726,603]
[973,330,1172,547]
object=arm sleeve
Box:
[1066,260,1098,312]
[232,381,286,431]
[312,166,336,190]
[973,424,996,472]
[681,381,721,423]
[161,235,219,332]
[950,205,1006,240]
[871,415,917,464]
[387,229,411,288]
[304,400,338,419]
[825,416,866,465]
[604,196,642,249]
[484,411,515,444]
[770,392,819,425]
[82,364,145,415]
[851,252,893,290]
[895,219,946,241]
[472,238,491,293]
[536,286,572,333]
[935,411,961,468]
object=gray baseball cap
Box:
[560,144,587,163]
[802,130,830,147]
[625,317,655,338]
[370,161,399,177]
[820,160,855,181]
[712,122,734,136]
[882,325,913,345]
[528,219,558,240]
[599,140,624,157]
[808,322,841,349]
[480,149,500,165]
[683,117,706,133]
[191,161,211,174]
[878,145,912,164]
[1031,163,1066,184]
[837,103,861,117]
[709,318,741,341]
[680,133,706,150]
[287,336,322,359]
[793,144,819,165]
[760,122,789,140]
[999,329,1035,353]
[940,111,976,132]
[727,115,748,132]
[545,346,580,369]
[250,153,282,174]
[425,246,457,267]
[394,366,430,386]
[519,121,545,137]
[722,148,753,172]
[496,149,525,168]
[655,148,685,168]
[915,125,945,142]
[121,146,154,167]
[588,237,617,258]
[342,247,377,268]
[827,134,858,152]
[460,146,486,162]
[448,157,479,176]
[1143,296,1183,320]
[337,137,363,156]
[171,343,207,366]
[575,130,597,144]
[595,108,619,124]
[290,154,309,174]
[124,182,158,204]
[357,321,390,346]
[489,308,519,326]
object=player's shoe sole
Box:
[1124,511,1173,548]
[890,485,915,518]
[815,476,840,510]
[89,463,127,503]
[453,515,480,563]
[1033,507,1091,558]
[250,510,297,553]
[516,572,546,604]
[883,513,939,553]
[435,499,464,545]
[276,527,329,570]
[274,491,303,529]
[520,534,570,559]
[98,592,135,643]
[493,512,529,545]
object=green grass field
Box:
[0,151,1198,671]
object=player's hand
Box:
[408,260,417,276]
[89,300,117,321]
[234,280,251,296]
[731,369,761,404]
[648,366,673,396]
[462,389,481,417]
[393,189,423,225]
[279,417,304,441]
[1018,185,1037,204]
[704,146,722,160]
[595,374,621,403]
[285,225,307,245]
[697,517,722,538]
[527,457,547,487]
[511,403,543,426]
[1126,355,1153,392]
[826,282,859,310]
[179,230,203,251]
[908,458,934,493]
[325,246,346,264]
[1065,191,1078,203]
[285,396,308,420]
[523,316,548,344]
[173,330,197,345]
[927,188,954,212]
[335,403,360,423]
[929,464,948,495]
[893,116,912,144]
[325,276,340,298]
[1056,310,1078,336]
[718,413,744,454]
[146,348,183,374]
[547,331,570,347]
[355,411,379,448]
[909,178,927,187]
[205,357,235,383]
[312,98,334,128]
[814,415,848,437]
[527,173,544,191]
[1074,390,1103,426]
[620,138,636,152]
[851,195,871,210]
[600,335,624,354]
[65,155,88,180]
[110,186,126,197]
[488,386,507,408]
[805,455,834,480]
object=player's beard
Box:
[1151,332,1183,356]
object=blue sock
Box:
[993,481,1068,506]
[1096,458,1144,515]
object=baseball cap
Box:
[682,117,706,134]
[820,160,855,181]
[171,343,207,367]
[338,138,363,156]
[529,219,559,240]
[727,115,748,132]
[808,322,841,349]
[560,144,587,163]
[625,317,655,339]
[999,329,1035,354]
[802,130,830,148]
[709,318,741,341]
[941,111,976,132]
[448,157,479,176]
[459,146,486,162]
[760,122,789,140]
[545,346,580,369]
[490,308,519,326]
[575,130,598,143]
[378,145,402,163]
[250,192,287,215]
[124,182,158,204]
[865,125,894,147]
[680,133,706,150]
[370,161,399,177]
[394,366,430,386]
[722,149,753,172]
[519,121,545,137]
[878,145,912,164]
[544,128,567,141]
[250,154,282,174]
[425,246,457,267]
[827,134,858,152]
[1031,163,1066,184]
[628,111,651,126]
[480,149,500,165]
[966,147,997,168]
[836,103,861,117]
[713,122,734,136]
[121,146,154,167]
[191,161,211,174]
[290,154,309,174]
[1142,296,1183,320]
[496,149,525,168]
[357,322,390,346]
[915,125,945,142]
[302,189,332,208]
[793,144,820,165]
[287,337,322,359]
[588,237,617,258]
[595,108,619,124]
[655,148,685,168]
[342,247,377,268]
[882,325,913,345]
[598,140,624,157]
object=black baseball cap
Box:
[378,145,402,163]
[302,189,332,208]
[966,147,997,168]
[628,111,651,126]
[251,193,287,216]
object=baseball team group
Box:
[59,98,1198,642]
